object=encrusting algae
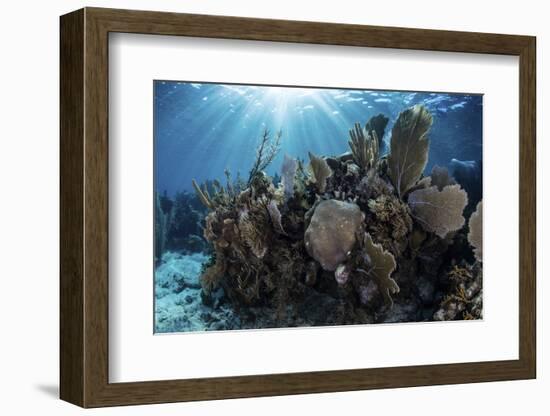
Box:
[169,105,484,329]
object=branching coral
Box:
[388,105,433,198]
[468,200,482,262]
[192,179,216,210]
[408,184,468,238]
[304,200,364,271]
[348,123,379,171]
[307,152,333,193]
[434,263,482,320]
[248,128,282,185]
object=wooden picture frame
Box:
[60,7,536,408]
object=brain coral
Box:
[304,200,364,271]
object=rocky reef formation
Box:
[186,106,483,330]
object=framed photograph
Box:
[60,7,536,407]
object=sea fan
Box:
[388,105,433,198]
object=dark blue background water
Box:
[154,81,482,196]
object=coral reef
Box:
[169,105,484,330]
[433,263,482,321]
[468,201,483,262]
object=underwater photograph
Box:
[154,81,483,333]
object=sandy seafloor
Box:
[154,252,240,333]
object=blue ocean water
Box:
[154,81,482,197]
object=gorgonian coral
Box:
[307,151,333,193]
[348,122,379,171]
[388,105,433,198]
[408,184,468,238]
[359,232,399,307]
[468,201,483,262]
[185,104,482,327]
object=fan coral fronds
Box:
[361,232,399,307]
[388,105,433,198]
[281,154,297,202]
[307,152,333,193]
[408,184,468,238]
[468,201,483,262]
